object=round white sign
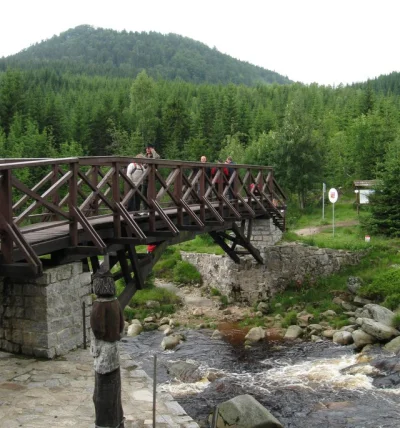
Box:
[328,188,338,203]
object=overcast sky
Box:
[1,0,399,86]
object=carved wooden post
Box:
[90,267,125,428]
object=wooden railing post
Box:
[92,165,99,216]
[0,169,13,263]
[112,162,121,238]
[52,164,60,221]
[175,166,183,227]
[200,166,206,221]
[69,162,78,247]
[148,164,156,232]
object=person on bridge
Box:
[127,153,146,212]
[225,156,236,200]
[90,267,125,428]
[142,143,160,208]
[211,160,229,199]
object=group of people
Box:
[127,149,236,212]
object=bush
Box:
[131,287,180,306]
[210,287,221,296]
[173,261,202,284]
[383,293,400,311]
[359,268,400,301]
[282,311,297,328]
[219,295,229,307]
[392,313,400,329]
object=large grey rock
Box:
[127,323,143,337]
[245,327,265,343]
[333,331,353,345]
[360,318,400,341]
[363,304,395,327]
[257,302,270,314]
[284,325,303,339]
[166,360,204,382]
[211,394,283,428]
[352,329,376,349]
[161,334,183,350]
[384,336,400,353]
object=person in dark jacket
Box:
[90,266,125,428]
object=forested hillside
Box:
[0,25,291,86]
[1,65,400,210]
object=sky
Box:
[1,0,399,86]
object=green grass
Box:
[177,234,224,254]
[267,193,400,321]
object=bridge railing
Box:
[0,157,286,274]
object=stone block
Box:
[71,262,83,277]
[33,347,56,359]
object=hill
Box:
[0,25,292,86]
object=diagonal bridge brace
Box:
[209,221,264,265]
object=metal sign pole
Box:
[328,188,338,238]
[322,183,326,220]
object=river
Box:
[121,325,400,427]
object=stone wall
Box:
[181,243,362,305]
[249,218,283,251]
[0,262,92,358]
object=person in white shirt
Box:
[127,154,145,212]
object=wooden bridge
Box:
[0,157,286,307]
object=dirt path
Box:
[294,219,360,236]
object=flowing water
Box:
[121,325,400,428]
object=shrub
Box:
[219,295,229,307]
[383,294,400,311]
[359,268,400,301]
[282,311,297,328]
[392,313,400,329]
[210,287,221,296]
[173,261,201,284]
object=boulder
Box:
[161,334,183,350]
[363,304,395,327]
[245,327,265,343]
[166,360,204,382]
[211,330,223,340]
[360,318,400,341]
[284,325,303,339]
[257,302,270,314]
[352,329,376,349]
[384,336,400,353]
[211,394,283,428]
[333,331,353,345]
[127,323,143,337]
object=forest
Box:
[0,25,400,224]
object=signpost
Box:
[328,188,338,237]
[322,183,326,220]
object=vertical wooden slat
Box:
[175,167,183,227]
[69,162,78,247]
[0,169,14,263]
[92,165,99,216]
[148,164,156,232]
[112,162,121,238]
[200,167,205,222]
